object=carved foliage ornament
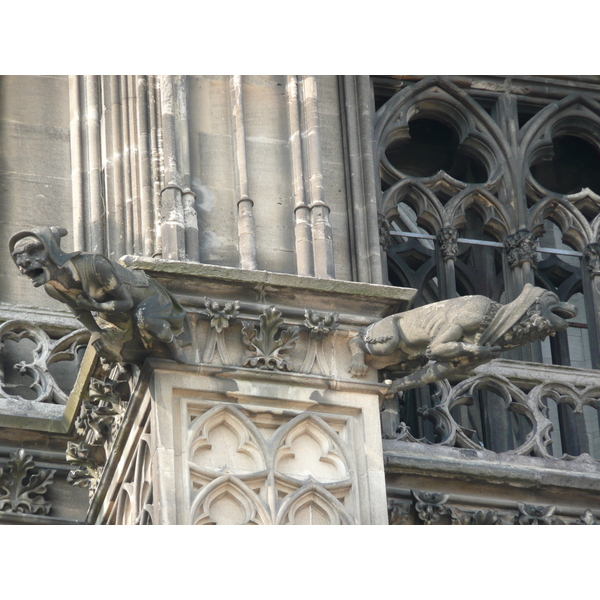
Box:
[201,298,240,365]
[585,242,600,276]
[66,362,131,497]
[378,214,393,250]
[242,306,300,371]
[389,491,599,525]
[0,449,55,515]
[437,227,459,261]
[504,230,538,268]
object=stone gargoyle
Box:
[10,226,187,364]
[349,284,577,394]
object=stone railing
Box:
[383,359,600,461]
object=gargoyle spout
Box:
[349,284,576,394]
[10,226,187,364]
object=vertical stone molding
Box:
[287,75,314,277]
[231,75,258,270]
[301,76,335,279]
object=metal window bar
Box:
[389,222,584,258]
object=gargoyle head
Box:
[10,226,80,288]
[500,288,577,348]
[537,289,577,333]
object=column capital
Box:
[504,229,538,268]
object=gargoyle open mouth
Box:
[551,303,577,320]
[22,267,46,286]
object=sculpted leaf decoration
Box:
[66,363,132,497]
[0,449,55,515]
[575,510,598,525]
[242,306,300,371]
[412,489,449,525]
[388,499,412,525]
[203,298,240,333]
[303,310,339,341]
[517,502,559,525]
[66,441,102,490]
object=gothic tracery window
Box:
[373,76,600,457]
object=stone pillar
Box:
[503,229,539,362]
[436,227,459,299]
[584,242,600,369]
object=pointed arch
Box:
[381,178,447,232]
[188,404,268,474]
[272,412,352,483]
[446,186,514,241]
[527,195,594,250]
[190,474,272,525]
[275,482,355,525]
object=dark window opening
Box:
[530,135,600,195]
[517,103,541,129]
[384,118,488,183]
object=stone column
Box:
[436,227,459,299]
[584,242,600,369]
[503,229,539,362]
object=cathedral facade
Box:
[0,75,598,524]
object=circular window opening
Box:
[530,135,600,195]
[385,118,488,183]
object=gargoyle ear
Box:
[49,226,69,240]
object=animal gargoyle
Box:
[10,226,187,364]
[349,284,577,394]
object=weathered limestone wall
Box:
[0,76,73,308]
[187,75,353,278]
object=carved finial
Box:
[504,229,538,268]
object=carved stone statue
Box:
[10,226,187,364]
[349,284,577,394]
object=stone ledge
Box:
[119,255,416,318]
[475,359,600,388]
[383,439,600,493]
